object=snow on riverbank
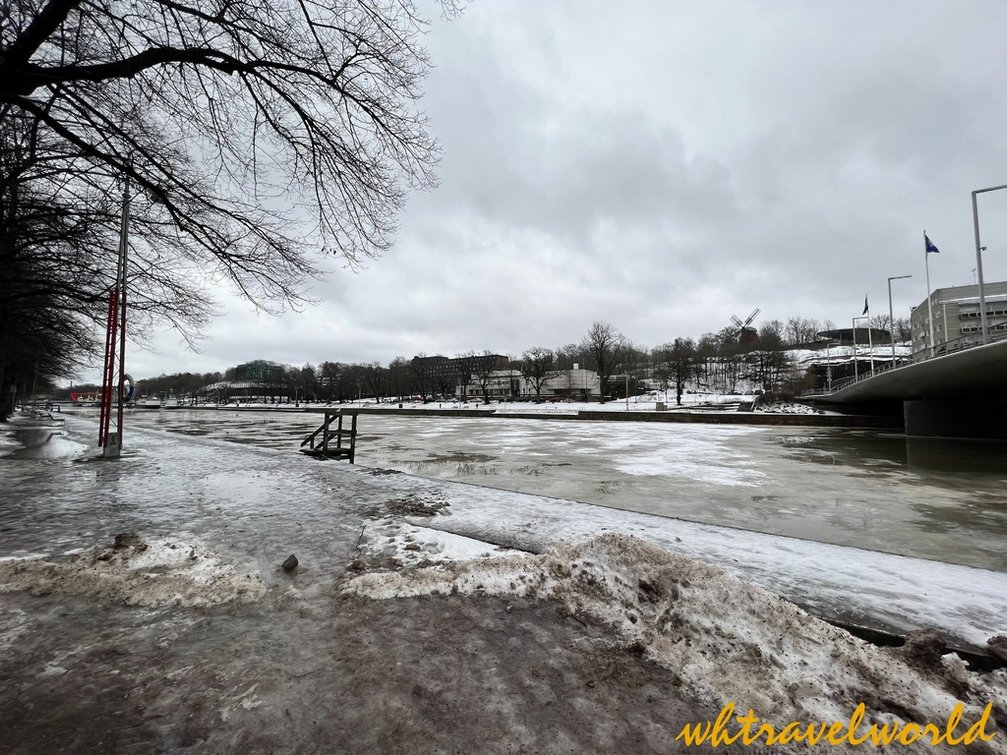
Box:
[346,533,1007,749]
[352,474,1007,652]
[0,533,265,607]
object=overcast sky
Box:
[79,0,1007,383]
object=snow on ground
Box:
[353,493,525,569]
[752,402,820,414]
[347,533,1007,746]
[355,480,1007,651]
[218,393,759,414]
[219,392,833,416]
[0,533,265,607]
[361,519,524,570]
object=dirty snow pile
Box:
[0,533,265,607]
[355,494,523,571]
[345,533,1006,749]
[753,402,820,414]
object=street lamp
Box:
[971,183,1007,344]
[852,315,872,377]
[822,339,840,392]
[887,274,912,367]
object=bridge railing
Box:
[907,328,1007,363]
[803,328,1007,398]
[801,358,903,397]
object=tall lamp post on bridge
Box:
[822,339,839,392]
[852,315,872,378]
[887,274,912,367]
[971,183,1007,344]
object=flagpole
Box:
[851,317,858,379]
[866,315,874,372]
[924,230,935,357]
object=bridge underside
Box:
[813,340,1007,439]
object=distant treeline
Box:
[50,315,910,406]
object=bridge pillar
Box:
[904,400,1007,440]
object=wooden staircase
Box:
[300,411,358,462]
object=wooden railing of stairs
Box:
[300,410,358,462]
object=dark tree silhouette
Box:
[1,0,451,306]
[1,0,453,403]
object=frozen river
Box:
[117,408,1007,571]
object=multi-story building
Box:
[233,360,285,382]
[910,281,1007,354]
[458,367,601,400]
[410,354,510,396]
[410,354,602,400]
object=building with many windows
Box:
[457,366,601,401]
[910,281,1007,354]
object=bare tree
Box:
[1,0,451,315]
[694,333,718,389]
[299,363,318,401]
[473,350,499,404]
[581,322,624,403]
[520,347,557,399]
[553,343,585,371]
[893,316,912,343]
[387,356,410,399]
[784,317,821,347]
[669,338,696,405]
[750,322,790,391]
[318,361,341,401]
[714,326,744,394]
[362,362,388,401]
[454,352,477,400]
[870,313,894,343]
[409,354,432,401]
[1,116,213,407]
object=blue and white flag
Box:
[925,234,940,254]
[862,295,869,315]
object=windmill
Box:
[730,308,761,345]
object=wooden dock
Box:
[300,410,358,462]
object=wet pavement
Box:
[0,413,736,754]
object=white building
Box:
[457,367,601,400]
[910,281,1007,355]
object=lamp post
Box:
[887,274,911,367]
[972,183,1007,344]
[852,316,871,378]
[822,339,839,392]
[99,177,130,457]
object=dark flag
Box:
[862,295,869,316]
[925,234,941,254]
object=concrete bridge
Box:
[807,337,1007,439]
